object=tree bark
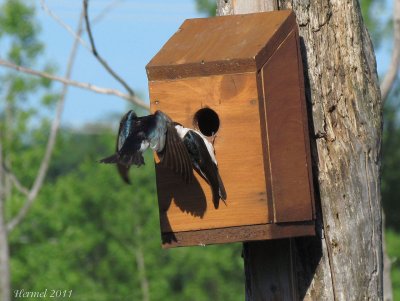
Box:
[217,0,383,300]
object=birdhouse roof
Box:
[146,10,296,81]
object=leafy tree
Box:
[380,80,400,299]
[196,0,217,17]
[386,229,400,301]
[361,0,391,48]
[381,83,400,230]
[0,0,57,191]
[10,127,245,301]
[0,1,57,300]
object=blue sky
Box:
[36,0,205,127]
[30,0,392,126]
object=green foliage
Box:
[0,0,43,64]
[195,0,216,17]
[0,1,244,300]
[360,0,391,49]
[386,230,400,300]
[381,95,400,231]
[0,0,56,189]
[361,0,400,296]
[9,128,244,301]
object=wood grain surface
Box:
[150,72,269,232]
[161,222,315,248]
[146,10,295,80]
[261,30,314,223]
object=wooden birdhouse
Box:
[146,10,315,248]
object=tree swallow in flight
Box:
[100,110,193,184]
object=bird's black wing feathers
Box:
[160,124,193,183]
[115,111,138,184]
[185,131,226,208]
[117,110,137,150]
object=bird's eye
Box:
[193,108,220,137]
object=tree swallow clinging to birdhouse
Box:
[174,124,227,208]
[100,110,193,184]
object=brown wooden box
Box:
[146,10,315,248]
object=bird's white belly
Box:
[175,124,217,165]
[175,124,190,139]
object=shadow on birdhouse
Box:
[146,10,316,248]
[155,164,207,218]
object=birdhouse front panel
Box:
[149,73,270,232]
[146,10,315,248]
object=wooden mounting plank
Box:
[162,222,315,248]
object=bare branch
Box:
[83,0,136,96]
[0,58,149,110]
[8,175,29,197]
[380,0,400,103]
[39,0,146,108]
[102,225,149,301]
[40,0,123,50]
[91,0,124,24]
[0,143,4,204]
[40,0,90,50]
[5,2,147,231]
[1,165,29,197]
[134,226,150,301]
[8,10,84,232]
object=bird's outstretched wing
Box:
[159,124,194,183]
[117,110,137,150]
[115,111,138,184]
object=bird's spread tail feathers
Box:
[131,152,145,167]
[211,171,227,209]
[217,172,227,201]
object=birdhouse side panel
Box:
[261,29,314,223]
[149,72,270,233]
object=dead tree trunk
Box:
[217,0,383,300]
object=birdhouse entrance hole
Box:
[193,108,220,137]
